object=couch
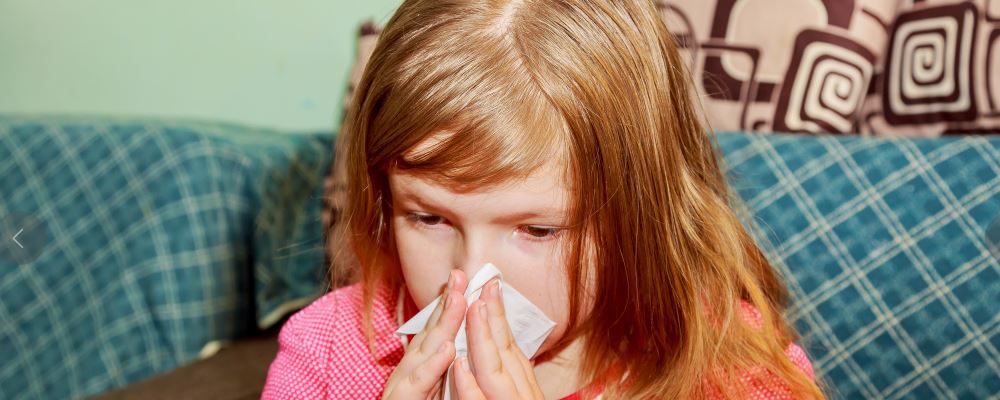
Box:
[4,0,1000,396]
[1,115,995,399]
[0,116,333,399]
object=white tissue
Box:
[394,263,557,400]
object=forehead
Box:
[388,160,571,221]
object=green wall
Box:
[0,0,402,131]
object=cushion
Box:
[718,131,1000,399]
[859,0,1000,136]
[660,0,896,134]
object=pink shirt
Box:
[262,283,816,399]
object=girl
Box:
[263,0,824,398]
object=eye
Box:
[405,212,448,230]
[517,225,563,242]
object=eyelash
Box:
[404,212,563,242]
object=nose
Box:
[452,229,495,280]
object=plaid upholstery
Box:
[1,114,995,398]
[717,132,1000,399]
[0,116,333,399]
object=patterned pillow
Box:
[332,1,1000,139]
[858,0,1000,136]
[660,0,896,134]
[338,2,898,136]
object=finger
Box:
[385,341,455,400]
[482,279,519,356]
[406,294,445,350]
[453,356,487,400]
[416,287,467,356]
[407,272,450,350]
[466,299,520,397]
[410,270,462,350]
[451,269,470,294]
[480,279,535,394]
[427,380,442,400]
[481,280,538,393]
[389,280,464,394]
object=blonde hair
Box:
[334,0,825,398]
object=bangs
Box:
[364,17,572,192]
[395,98,570,191]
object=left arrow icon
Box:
[0,214,48,264]
[12,228,24,249]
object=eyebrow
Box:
[395,188,568,224]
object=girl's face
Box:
[388,159,574,356]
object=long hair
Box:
[335,0,825,398]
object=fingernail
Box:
[460,356,471,371]
[443,292,451,309]
[478,302,487,318]
[490,280,500,298]
[447,271,455,291]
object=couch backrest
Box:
[341,1,1000,137]
[663,0,999,136]
[718,132,999,399]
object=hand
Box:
[382,271,469,400]
[453,278,545,399]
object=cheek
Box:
[509,241,597,357]
[393,217,452,308]
[501,243,572,343]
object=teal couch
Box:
[0,115,996,399]
[0,116,333,399]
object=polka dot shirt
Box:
[261,283,816,399]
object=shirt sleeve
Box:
[785,341,816,382]
[729,341,817,400]
[261,302,332,400]
[735,301,818,399]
